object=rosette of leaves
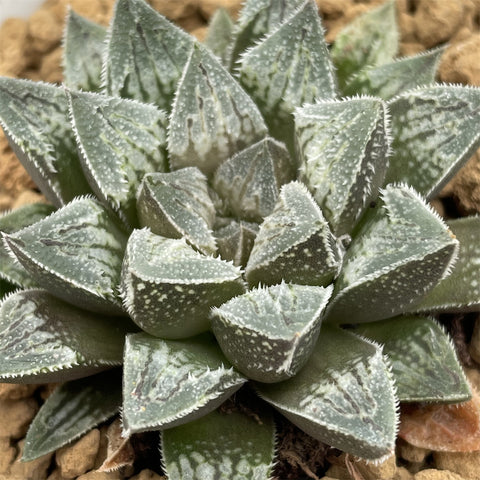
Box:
[0,0,480,475]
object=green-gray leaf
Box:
[0,77,92,206]
[3,197,128,314]
[103,0,194,109]
[296,97,391,235]
[256,325,397,461]
[385,85,480,199]
[161,409,275,480]
[0,290,129,383]
[137,168,216,255]
[326,184,459,323]
[169,44,268,175]
[212,137,295,223]
[204,8,234,67]
[357,316,471,403]
[245,181,342,287]
[63,11,107,92]
[211,282,333,382]
[69,90,168,229]
[122,332,246,435]
[120,228,244,339]
[23,370,122,461]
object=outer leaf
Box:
[212,137,295,223]
[3,197,128,314]
[256,325,397,461]
[211,282,333,383]
[245,181,342,287]
[69,90,168,229]
[0,203,55,289]
[357,316,471,403]
[411,216,480,313]
[137,168,216,255]
[0,290,129,383]
[331,0,398,89]
[0,77,92,206]
[169,44,268,175]
[204,8,234,67]
[120,229,244,339]
[63,10,107,92]
[23,370,122,461]
[326,185,459,323]
[239,0,336,152]
[162,409,275,480]
[122,332,247,435]
[344,47,444,100]
[385,85,480,199]
[296,97,391,236]
[103,0,194,109]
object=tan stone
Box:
[129,469,167,480]
[395,466,414,480]
[0,384,37,401]
[0,398,38,439]
[198,0,242,19]
[316,0,352,19]
[56,429,101,479]
[9,439,53,480]
[397,439,431,464]
[76,471,123,480]
[27,9,64,54]
[399,41,426,57]
[414,469,466,480]
[12,191,48,209]
[0,18,31,77]
[324,464,350,480]
[147,0,198,20]
[46,469,69,480]
[354,454,397,480]
[0,437,16,475]
[39,47,63,85]
[433,450,480,480]
[398,12,416,43]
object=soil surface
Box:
[0,1,480,479]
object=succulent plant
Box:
[0,0,480,476]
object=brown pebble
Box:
[39,47,63,84]
[397,439,431,464]
[198,0,242,19]
[414,469,467,480]
[0,18,31,77]
[0,437,16,475]
[129,469,167,480]
[433,450,480,480]
[0,398,39,440]
[353,454,397,480]
[76,471,123,480]
[9,439,53,480]
[27,9,64,54]
[0,384,37,401]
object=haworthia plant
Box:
[0,0,479,474]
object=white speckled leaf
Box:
[0,203,55,289]
[169,44,268,175]
[162,409,275,480]
[357,316,471,403]
[245,181,342,287]
[3,197,128,314]
[103,0,194,109]
[211,282,333,383]
[69,90,168,229]
[256,325,397,461]
[326,184,459,323]
[385,85,480,199]
[137,168,216,255]
[344,47,444,100]
[213,138,295,223]
[410,216,480,313]
[0,78,92,207]
[23,370,121,461]
[331,0,398,89]
[122,332,247,435]
[238,0,336,151]
[63,11,107,92]
[296,97,391,236]
[120,229,244,339]
[0,290,129,383]
[205,8,234,67]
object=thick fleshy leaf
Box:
[343,47,444,100]
[23,370,122,461]
[3,197,128,314]
[204,8,234,67]
[103,0,194,109]
[136,168,216,255]
[238,0,336,152]
[256,325,397,461]
[385,85,480,198]
[0,290,129,383]
[211,282,332,382]
[122,332,246,435]
[63,11,107,92]
[357,316,470,403]
[120,229,244,339]
[326,185,459,323]
[169,44,268,175]
[69,90,168,229]
[0,78,92,206]
[212,137,296,223]
[296,97,391,236]
[245,181,342,287]
[331,0,398,89]
[411,216,480,313]
[0,203,55,289]
[162,409,275,480]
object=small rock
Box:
[0,18,30,77]
[129,469,166,480]
[27,9,64,53]
[397,439,431,464]
[198,0,243,19]
[11,190,48,209]
[354,454,397,480]
[76,471,123,480]
[433,451,480,480]
[0,398,39,439]
[46,469,69,480]
[316,0,352,19]
[399,41,427,56]
[414,469,466,480]
[0,437,16,475]
[39,47,63,84]
[395,466,414,480]
[0,384,37,401]
[147,0,198,20]
[9,439,53,480]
